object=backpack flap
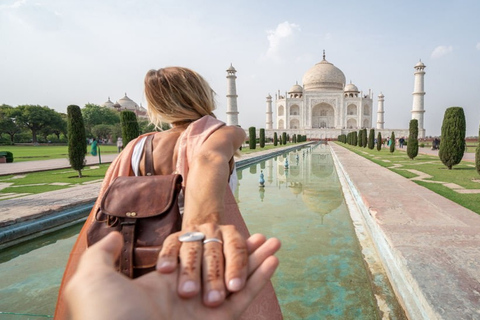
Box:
[100,174,183,218]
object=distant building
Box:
[102,93,148,119]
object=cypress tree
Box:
[362,128,368,148]
[67,105,87,178]
[259,128,265,148]
[358,130,362,147]
[368,129,375,149]
[377,132,382,151]
[293,134,297,143]
[282,132,287,145]
[120,110,140,146]
[439,107,466,169]
[476,124,480,175]
[407,119,419,160]
[273,132,278,146]
[248,127,256,149]
[353,131,358,146]
[390,132,396,153]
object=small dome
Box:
[102,97,115,108]
[116,93,139,111]
[344,82,359,92]
[302,57,346,91]
[288,83,303,94]
[378,92,384,98]
[226,64,236,72]
[415,60,425,68]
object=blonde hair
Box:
[144,67,216,127]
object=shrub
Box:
[420,143,425,148]
[0,151,14,162]
[439,107,466,169]
[368,129,375,149]
[476,124,480,175]
[120,111,139,147]
[376,132,382,151]
[67,105,87,178]
[389,132,396,153]
[273,132,278,146]
[259,128,265,148]
[248,127,256,149]
[407,119,419,160]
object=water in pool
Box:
[0,144,403,319]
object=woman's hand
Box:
[65,231,280,320]
[157,223,248,307]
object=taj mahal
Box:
[226,51,427,140]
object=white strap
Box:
[131,136,147,177]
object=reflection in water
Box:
[236,144,380,319]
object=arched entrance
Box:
[312,103,334,128]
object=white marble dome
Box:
[344,82,359,92]
[302,58,346,91]
[116,94,139,111]
[415,60,425,68]
[288,83,303,94]
[102,97,115,108]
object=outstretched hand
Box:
[65,231,280,320]
[158,223,248,307]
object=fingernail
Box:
[207,290,222,303]
[156,261,173,271]
[228,278,242,291]
[182,281,197,293]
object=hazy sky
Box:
[1,0,479,136]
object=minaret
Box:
[226,64,239,126]
[411,60,426,138]
[376,92,385,129]
[266,94,273,129]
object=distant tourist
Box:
[116,137,123,153]
[90,138,98,156]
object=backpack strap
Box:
[143,134,155,176]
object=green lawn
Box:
[0,145,118,162]
[335,142,480,214]
[0,164,110,198]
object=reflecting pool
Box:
[236,144,387,319]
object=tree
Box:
[368,129,375,149]
[82,103,120,135]
[12,105,63,143]
[121,111,140,147]
[282,132,287,145]
[362,128,367,148]
[476,124,480,175]
[0,105,22,143]
[273,132,278,146]
[376,132,382,151]
[358,130,363,147]
[407,119,419,160]
[248,127,256,149]
[259,128,265,148]
[67,105,87,178]
[92,124,114,141]
[390,132,396,153]
[439,107,466,170]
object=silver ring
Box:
[179,232,205,242]
[203,238,223,245]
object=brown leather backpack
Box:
[87,134,183,278]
